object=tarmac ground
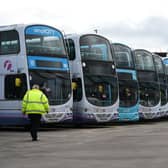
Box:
[1,119,168,168]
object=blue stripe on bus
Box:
[116,69,137,80]
[163,58,168,64]
[27,56,69,71]
[25,25,62,37]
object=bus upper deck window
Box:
[0,30,20,55]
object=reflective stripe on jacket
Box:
[22,89,49,115]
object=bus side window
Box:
[72,78,82,101]
[65,39,76,60]
[5,74,27,100]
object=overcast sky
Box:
[1,0,168,52]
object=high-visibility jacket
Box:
[22,89,49,115]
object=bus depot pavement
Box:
[1,121,168,168]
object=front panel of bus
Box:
[153,54,167,117]
[113,43,139,121]
[162,58,168,116]
[79,35,119,122]
[134,50,160,119]
[25,25,72,123]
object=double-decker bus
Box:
[0,24,72,126]
[162,57,168,116]
[65,34,119,123]
[133,49,160,119]
[153,54,167,117]
[112,43,139,121]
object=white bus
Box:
[162,57,168,117]
[153,54,167,118]
[133,49,160,119]
[0,24,73,126]
[65,34,119,124]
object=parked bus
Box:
[65,34,119,123]
[162,57,168,116]
[153,54,167,117]
[112,43,139,121]
[133,49,160,119]
[0,24,73,126]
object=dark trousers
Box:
[28,114,42,140]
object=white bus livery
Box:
[65,34,119,124]
[0,24,73,126]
